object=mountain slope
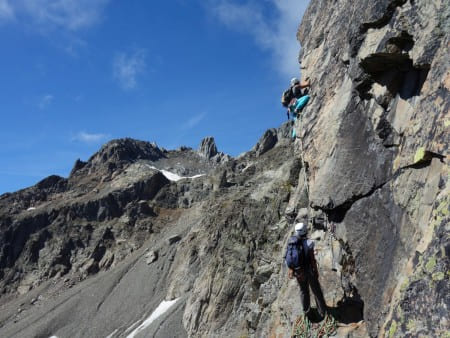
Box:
[0,124,303,337]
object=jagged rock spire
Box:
[198,136,218,159]
[254,128,278,156]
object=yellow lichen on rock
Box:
[425,257,437,272]
[432,271,445,281]
[414,147,426,164]
[388,320,397,338]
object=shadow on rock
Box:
[305,308,324,323]
[327,295,364,324]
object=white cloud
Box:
[0,0,14,21]
[38,94,53,109]
[1,1,109,55]
[73,131,109,143]
[7,0,109,31]
[181,112,206,130]
[207,0,309,78]
[113,50,146,90]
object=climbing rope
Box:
[295,108,338,242]
[291,93,339,338]
[317,314,338,337]
[299,139,309,197]
[296,116,310,199]
[291,314,337,338]
[292,315,311,338]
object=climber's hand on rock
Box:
[301,78,311,88]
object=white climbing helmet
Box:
[290,77,300,86]
[294,222,307,236]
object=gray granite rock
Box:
[198,136,218,159]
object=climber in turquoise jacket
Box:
[289,77,310,117]
[290,78,310,138]
[281,77,311,119]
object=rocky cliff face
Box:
[0,0,448,337]
[295,0,449,336]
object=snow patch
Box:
[48,336,58,338]
[160,169,184,181]
[126,298,179,338]
[190,174,204,179]
[146,165,204,182]
[27,207,36,211]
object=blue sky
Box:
[0,0,309,194]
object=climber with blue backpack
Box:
[281,77,311,120]
[285,222,327,318]
[281,77,311,138]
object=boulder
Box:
[167,235,181,245]
[145,250,158,265]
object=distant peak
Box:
[198,137,218,159]
[65,138,168,179]
[89,138,164,164]
[36,175,67,191]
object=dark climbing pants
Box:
[296,270,327,317]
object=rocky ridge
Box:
[0,137,229,296]
[0,0,448,337]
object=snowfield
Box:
[125,298,179,338]
[147,165,204,181]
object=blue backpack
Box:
[285,236,306,270]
